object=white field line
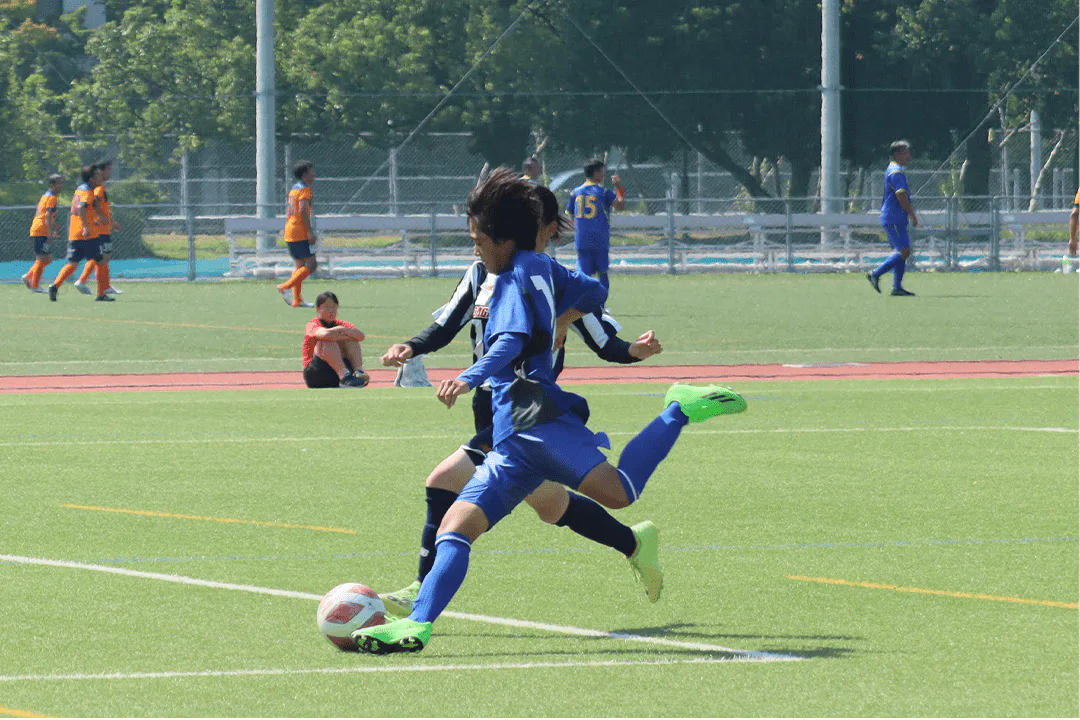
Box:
[0,656,782,683]
[0,554,798,662]
[0,425,1075,448]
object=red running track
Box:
[0,359,1075,394]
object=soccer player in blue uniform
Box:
[353,169,746,654]
[867,141,918,297]
[566,158,625,290]
[376,185,667,617]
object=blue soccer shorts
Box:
[457,413,610,528]
[576,247,610,276]
[883,223,910,251]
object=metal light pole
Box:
[820,0,841,245]
[255,0,276,251]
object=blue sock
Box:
[556,492,637,556]
[616,403,689,504]
[417,487,458,582]
[893,257,906,290]
[598,272,610,290]
[409,532,471,624]
[873,252,901,278]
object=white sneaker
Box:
[30,287,47,294]
[74,281,92,295]
[395,355,432,387]
[279,288,294,306]
[1063,255,1077,274]
[21,274,31,290]
[105,286,123,295]
[296,300,314,308]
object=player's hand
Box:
[114,222,123,233]
[437,379,470,409]
[909,212,919,228]
[381,343,413,367]
[81,228,89,238]
[611,174,622,188]
[554,318,571,351]
[629,330,663,360]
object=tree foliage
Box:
[0,0,1075,200]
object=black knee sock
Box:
[418,487,459,582]
[555,492,637,557]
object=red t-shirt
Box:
[302,318,359,367]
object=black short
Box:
[32,237,51,255]
[287,240,314,260]
[303,356,339,388]
[65,239,103,264]
[462,424,494,466]
[471,386,493,434]
[98,234,113,255]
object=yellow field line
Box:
[0,313,395,339]
[0,706,51,718]
[61,504,356,535]
[788,575,1079,609]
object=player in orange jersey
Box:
[22,174,63,293]
[48,165,104,302]
[75,160,124,297]
[302,291,369,388]
[278,160,317,308]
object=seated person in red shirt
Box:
[302,291,370,388]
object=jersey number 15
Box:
[575,195,599,220]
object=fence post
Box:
[990,195,1001,272]
[785,199,793,272]
[430,210,438,278]
[181,152,196,281]
[667,173,677,275]
[389,147,399,216]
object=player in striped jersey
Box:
[377,185,666,616]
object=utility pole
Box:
[820,0,841,245]
[255,0,276,251]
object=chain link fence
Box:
[1,130,1077,280]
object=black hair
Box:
[80,165,96,184]
[533,185,571,238]
[889,140,911,156]
[466,167,541,251]
[584,158,605,179]
[293,160,314,181]
[316,291,339,308]
[47,173,63,186]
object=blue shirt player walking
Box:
[351,169,747,655]
[566,157,626,290]
[868,140,918,297]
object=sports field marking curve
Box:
[0,554,799,662]
[60,504,357,535]
[0,655,789,684]
[788,575,1079,610]
[2,425,1074,448]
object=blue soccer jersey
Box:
[880,162,910,226]
[461,250,606,447]
[567,181,618,249]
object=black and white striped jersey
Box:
[405,260,640,372]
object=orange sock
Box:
[78,259,97,285]
[290,267,312,305]
[31,259,50,287]
[52,263,76,288]
[26,259,42,283]
[96,262,110,297]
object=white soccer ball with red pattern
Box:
[316,583,387,651]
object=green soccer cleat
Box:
[378,580,420,618]
[665,383,747,422]
[352,617,432,655]
[628,521,663,603]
